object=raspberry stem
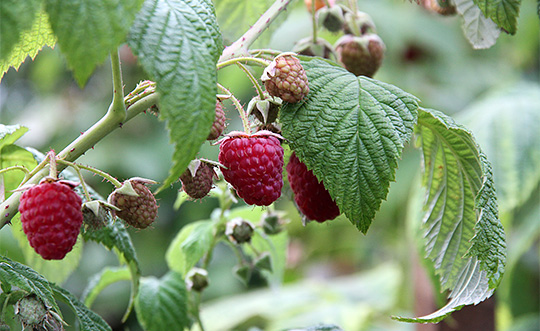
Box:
[219,0,294,61]
[217,83,251,134]
[236,63,265,100]
[311,0,318,42]
[217,56,270,70]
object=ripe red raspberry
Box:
[180,160,216,199]
[207,100,226,140]
[335,34,385,77]
[218,131,284,206]
[286,153,340,222]
[262,54,309,103]
[108,178,158,229]
[18,180,83,260]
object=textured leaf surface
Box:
[0,8,56,80]
[454,0,501,48]
[0,124,28,149]
[82,266,131,307]
[280,59,418,233]
[395,108,506,323]
[166,220,214,276]
[0,0,39,60]
[0,255,60,313]
[52,284,111,331]
[44,0,144,85]
[135,271,189,331]
[459,82,540,212]
[128,0,223,189]
[474,0,521,34]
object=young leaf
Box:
[52,284,112,331]
[165,220,214,276]
[0,255,60,313]
[280,59,419,233]
[459,82,540,212]
[454,0,501,48]
[473,0,521,35]
[128,0,223,189]
[82,266,131,308]
[135,271,190,331]
[0,124,28,149]
[0,0,39,60]
[44,0,145,86]
[394,108,506,323]
[0,8,55,81]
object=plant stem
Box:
[217,56,270,70]
[217,83,251,134]
[0,51,157,230]
[219,0,294,62]
[311,0,318,42]
[236,63,265,99]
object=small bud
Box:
[186,268,209,292]
[233,265,252,285]
[226,218,255,244]
[16,295,47,328]
[317,6,345,33]
[261,213,283,235]
[254,253,273,272]
[247,94,282,125]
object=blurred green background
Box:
[0,0,538,330]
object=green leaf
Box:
[394,108,506,323]
[474,0,521,35]
[214,0,278,45]
[82,266,131,308]
[0,8,56,81]
[0,0,40,60]
[459,82,540,212]
[11,213,83,285]
[0,124,28,149]
[52,284,111,331]
[454,0,501,48]
[135,271,189,331]
[166,220,214,276]
[128,0,223,189]
[0,144,35,195]
[280,58,419,233]
[44,0,144,86]
[0,255,60,313]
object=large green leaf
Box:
[166,220,214,276]
[0,0,39,60]
[459,82,540,212]
[128,0,223,189]
[474,0,522,35]
[395,108,506,323]
[0,255,60,313]
[135,271,190,331]
[44,0,144,85]
[52,284,111,331]
[280,58,419,233]
[454,0,501,48]
[0,8,56,81]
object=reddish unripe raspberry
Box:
[109,179,158,229]
[180,161,215,199]
[286,153,340,222]
[335,34,385,77]
[218,131,284,206]
[19,181,83,260]
[207,101,226,140]
[262,54,309,103]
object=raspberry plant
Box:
[1,0,538,330]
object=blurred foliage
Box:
[0,0,538,330]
